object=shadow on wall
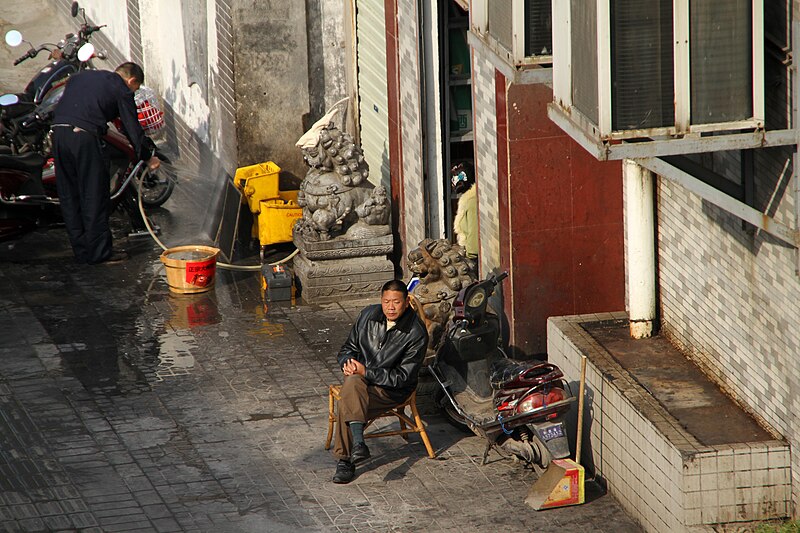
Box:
[675,145,795,257]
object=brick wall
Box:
[395,0,426,268]
[549,314,791,532]
[657,147,800,507]
[471,52,501,276]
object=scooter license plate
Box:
[540,424,564,442]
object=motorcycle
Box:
[0,111,173,241]
[1,1,105,153]
[429,271,576,472]
[0,0,173,213]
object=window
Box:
[471,0,553,64]
[552,0,764,145]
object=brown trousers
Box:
[332,374,404,461]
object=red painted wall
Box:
[384,0,405,274]
[501,82,624,355]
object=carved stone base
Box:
[293,232,393,261]
[293,253,395,303]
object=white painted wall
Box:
[137,0,214,148]
[80,1,130,58]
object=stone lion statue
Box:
[407,238,476,364]
[294,122,390,241]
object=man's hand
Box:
[147,156,161,171]
[342,359,366,376]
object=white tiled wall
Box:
[548,314,791,533]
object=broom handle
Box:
[575,355,587,464]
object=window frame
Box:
[552,0,765,142]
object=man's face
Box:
[381,290,409,322]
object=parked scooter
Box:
[2,1,106,154]
[429,272,575,472]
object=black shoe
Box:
[104,250,129,264]
[350,442,370,463]
[332,460,355,484]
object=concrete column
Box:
[624,159,656,339]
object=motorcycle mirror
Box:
[77,43,94,62]
[71,2,80,17]
[0,94,20,106]
[5,30,23,48]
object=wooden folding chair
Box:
[325,384,436,459]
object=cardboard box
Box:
[526,458,585,510]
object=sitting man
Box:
[332,279,429,484]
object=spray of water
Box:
[156,160,209,183]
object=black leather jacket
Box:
[337,304,429,401]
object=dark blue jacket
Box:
[337,304,428,401]
[53,69,151,161]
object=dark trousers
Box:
[332,374,404,461]
[52,127,112,264]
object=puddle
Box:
[166,294,221,329]
[155,330,197,381]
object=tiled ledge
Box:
[547,313,790,533]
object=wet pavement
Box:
[0,2,642,529]
[0,188,644,532]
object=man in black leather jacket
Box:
[332,279,428,484]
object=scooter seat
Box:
[489,358,563,391]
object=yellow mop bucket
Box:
[160,245,220,294]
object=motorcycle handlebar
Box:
[13,49,36,66]
[82,24,105,36]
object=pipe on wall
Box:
[624,159,656,339]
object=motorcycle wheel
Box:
[433,388,472,434]
[138,168,175,207]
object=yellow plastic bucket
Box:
[160,245,220,294]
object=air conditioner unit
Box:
[550,0,765,158]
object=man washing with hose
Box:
[51,62,160,265]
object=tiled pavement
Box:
[0,199,643,533]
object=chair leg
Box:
[398,408,409,441]
[325,389,335,450]
[409,401,436,459]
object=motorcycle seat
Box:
[489,358,563,391]
[0,152,45,175]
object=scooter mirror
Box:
[77,43,94,62]
[5,30,23,48]
[71,2,80,17]
[0,94,20,106]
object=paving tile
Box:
[0,207,642,533]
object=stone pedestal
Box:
[293,233,395,303]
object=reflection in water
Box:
[251,303,286,337]
[167,294,221,329]
[155,330,197,381]
[155,294,222,381]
